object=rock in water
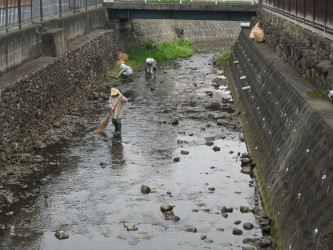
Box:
[124,223,138,231]
[55,231,69,240]
[160,204,174,212]
[140,185,151,194]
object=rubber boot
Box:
[115,124,122,133]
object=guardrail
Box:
[0,0,103,32]
[104,0,258,4]
[262,0,333,39]
[0,0,258,32]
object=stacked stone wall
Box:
[0,29,137,163]
[258,11,333,96]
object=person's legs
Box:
[112,119,117,132]
[115,119,122,133]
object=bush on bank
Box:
[106,38,194,79]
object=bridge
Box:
[103,1,258,22]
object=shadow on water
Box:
[0,53,269,250]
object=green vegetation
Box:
[212,49,232,67]
[106,38,194,80]
[307,90,326,99]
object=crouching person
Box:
[117,61,133,79]
[145,58,157,74]
[109,88,128,134]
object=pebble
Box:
[180,150,189,155]
[55,231,69,240]
[232,228,243,235]
[185,227,197,233]
[243,223,254,230]
[124,223,138,231]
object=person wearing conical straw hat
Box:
[109,88,128,133]
[117,60,132,79]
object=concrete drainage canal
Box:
[0,52,275,250]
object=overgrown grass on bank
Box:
[213,49,232,67]
[106,38,194,80]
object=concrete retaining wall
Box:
[133,19,241,51]
[0,7,107,76]
[226,29,333,250]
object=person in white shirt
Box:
[117,62,133,79]
[145,58,157,74]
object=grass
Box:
[212,49,232,66]
[307,90,326,99]
[106,38,194,80]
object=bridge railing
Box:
[0,0,103,32]
[104,0,258,5]
[262,0,333,39]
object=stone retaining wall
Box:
[258,11,333,96]
[226,29,333,250]
[0,29,137,163]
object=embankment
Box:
[226,29,333,249]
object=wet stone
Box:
[35,178,47,185]
[124,223,138,231]
[173,157,180,162]
[160,204,174,212]
[185,227,197,233]
[204,238,214,243]
[208,187,215,191]
[258,237,273,248]
[240,206,250,213]
[55,231,69,240]
[243,223,254,230]
[206,141,214,146]
[233,228,243,235]
[200,235,207,240]
[221,212,228,218]
[164,211,180,222]
[241,167,251,175]
[180,150,189,155]
[171,120,179,126]
[100,162,107,168]
[234,220,241,225]
[241,158,251,164]
[251,206,261,215]
[140,185,151,194]
[213,146,220,151]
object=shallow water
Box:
[1,53,263,250]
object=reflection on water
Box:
[109,134,125,168]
